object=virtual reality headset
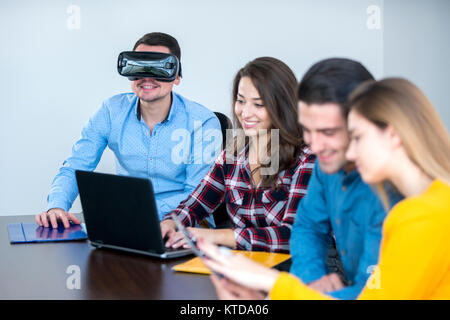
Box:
[117,51,181,82]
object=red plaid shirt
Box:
[165,144,315,253]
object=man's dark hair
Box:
[297,58,374,117]
[133,32,181,61]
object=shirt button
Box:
[342,186,347,191]
[336,218,341,225]
[341,250,346,256]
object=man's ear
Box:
[174,75,181,86]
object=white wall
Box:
[2,0,437,216]
[384,0,450,130]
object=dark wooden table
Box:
[0,215,218,300]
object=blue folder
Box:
[7,222,88,244]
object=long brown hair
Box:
[349,78,450,208]
[230,57,305,188]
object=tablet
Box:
[7,222,88,244]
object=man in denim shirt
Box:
[290,58,401,299]
[36,32,221,228]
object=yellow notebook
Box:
[172,250,291,275]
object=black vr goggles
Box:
[117,51,181,82]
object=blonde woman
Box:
[200,78,450,300]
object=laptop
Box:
[75,170,192,259]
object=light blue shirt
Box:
[289,160,402,300]
[47,91,222,221]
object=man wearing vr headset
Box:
[36,32,221,228]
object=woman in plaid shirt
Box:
[161,57,315,253]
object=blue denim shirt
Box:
[290,160,401,299]
[47,91,222,221]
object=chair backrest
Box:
[213,112,233,228]
[214,112,232,149]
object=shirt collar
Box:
[337,167,360,186]
[135,92,177,123]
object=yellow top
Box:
[270,179,450,300]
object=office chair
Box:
[213,112,233,228]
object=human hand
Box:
[163,225,193,249]
[198,240,280,292]
[160,219,177,245]
[210,274,267,300]
[308,273,345,293]
[165,227,236,249]
[36,208,82,229]
[164,227,214,249]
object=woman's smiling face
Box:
[234,76,272,137]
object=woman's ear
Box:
[386,124,402,149]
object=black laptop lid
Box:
[75,170,165,254]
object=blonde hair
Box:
[348,78,450,208]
